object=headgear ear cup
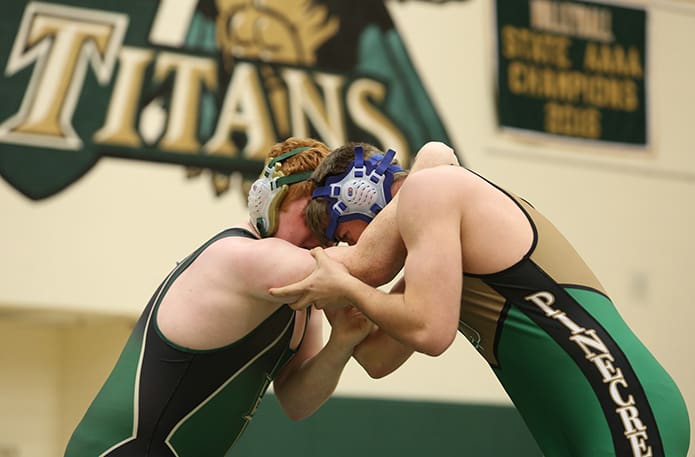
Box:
[248,147,312,237]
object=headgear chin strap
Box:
[248,147,312,237]
[312,145,403,242]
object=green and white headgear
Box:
[248,147,312,237]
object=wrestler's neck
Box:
[391,178,405,196]
[242,221,262,239]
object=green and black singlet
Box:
[64,228,306,457]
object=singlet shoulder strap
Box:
[214,227,259,241]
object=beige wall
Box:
[0,319,60,457]
[1,0,693,455]
[0,313,134,457]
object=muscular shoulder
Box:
[398,166,470,212]
[206,235,316,301]
[411,141,460,170]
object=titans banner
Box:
[0,0,452,200]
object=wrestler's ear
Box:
[248,147,312,237]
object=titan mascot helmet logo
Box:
[247,146,312,237]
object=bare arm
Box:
[270,169,463,356]
[268,142,463,360]
[338,171,463,355]
[339,141,461,286]
[318,141,461,367]
[350,278,414,378]
[231,237,371,421]
[273,306,371,420]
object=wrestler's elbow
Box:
[276,394,315,422]
[363,360,400,379]
[362,267,400,288]
[363,364,388,380]
[283,408,311,422]
[411,325,456,357]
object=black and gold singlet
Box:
[458,178,690,457]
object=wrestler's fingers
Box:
[311,248,332,264]
[310,247,327,261]
[268,279,309,298]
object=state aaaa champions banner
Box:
[495,0,648,146]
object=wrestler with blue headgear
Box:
[305,143,407,246]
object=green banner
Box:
[495,0,647,145]
[0,0,452,200]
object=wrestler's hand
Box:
[324,306,373,350]
[269,247,354,310]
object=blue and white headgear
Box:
[248,146,312,237]
[312,145,403,242]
